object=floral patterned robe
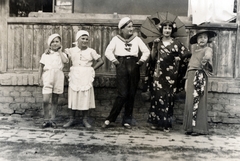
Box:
[143,38,191,128]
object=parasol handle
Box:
[150,41,158,59]
[155,60,160,77]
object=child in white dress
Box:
[63,30,104,128]
[39,33,69,128]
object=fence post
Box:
[0,0,8,72]
[235,0,240,78]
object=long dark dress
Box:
[183,47,213,134]
[143,38,191,129]
[183,70,209,134]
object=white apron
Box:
[68,66,95,110]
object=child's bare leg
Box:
[42,94,51,128]
[63,109,76,128]
[82,110,91,128]
[50,93,59,121]
[82,110,89,119]
[70,110,76,119]
[49,93,59,128]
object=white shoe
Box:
[102,120,110,128]
[123,123,132,129]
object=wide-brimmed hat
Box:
[190,29,217,44]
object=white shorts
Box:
[42,69,64,94]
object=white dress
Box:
[65,47,101,110]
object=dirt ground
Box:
[0,115,240,161]
[0,141,238,161]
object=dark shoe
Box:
[83,118,91,128]
[191,132,199,136]
[185,132,192,135]
[63,119,74,128]
[42,122,51,128]
[150,125,158,130]
[163,128,170,133]
[123,123,132,129]
[102,120,110,128]
[50,122,57,129]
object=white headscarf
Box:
[73,30,89,44]
[47,33,61,46]
[76,30,89,41]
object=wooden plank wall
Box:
[5,15,238,79]
[0,0,8,72]
[189,28,237,78]
[235,0,240,78]
[7,21,142,74]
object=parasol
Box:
[140,12,187,44]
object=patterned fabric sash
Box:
[192,70,206,126]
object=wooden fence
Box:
[188,24,238,78]
[6,13,149,75]
[7,23,119,74]
[4,13,239,79]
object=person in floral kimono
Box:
[143,20,191,132]
[183,29,217,136]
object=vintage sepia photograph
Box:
[0,0,239,160]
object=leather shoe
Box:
[42,122,51,128]
[163,128,170,133]
[63,119,74,128]
[191,132,199,136]
[185,132,192,135]
[50,122,57,129]
[150,125,158,130]
[102,120,110,128]
[83,118,92,128]
[123,123,132,129]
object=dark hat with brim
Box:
[190,29,217,44]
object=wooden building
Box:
[1,0,240,124]
[9,0,188,16]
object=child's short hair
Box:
[159,20,178,34]
[190,30,217,44]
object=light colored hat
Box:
[47,33,61,46]
[190,29,217,44]
[75,30,89,41]
[118,17,132,29]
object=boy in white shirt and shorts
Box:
[39,33,69,128]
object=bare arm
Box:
[58,47,69,64]
[38,63,44,86]
[202,47,213,65]
[93,57,104,70]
